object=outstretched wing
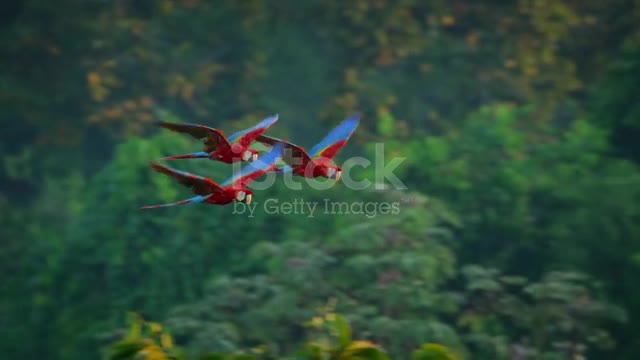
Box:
[148,162,224,195]
[140,194,212,210]
[227,114,279,148]
[156,122,231,153]
[308,114,360,159]
[222,142,284,189]
[255,134,312,168]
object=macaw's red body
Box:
[143,165,244,207]
[255,114,360,180]
[289,157,341,179]
[156,114,279,164]
[140,143,284,209]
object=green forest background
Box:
[1,1,639,359]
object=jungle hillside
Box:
[1,1,639,359]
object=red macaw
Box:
[140,143,284,209]
[155,114,279,164]
[255,113,360,180]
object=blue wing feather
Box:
[308,114,360,158]
[227,114,279,144]
[158,151,209,161]
[140,194,211,210]
[221,142,284,187]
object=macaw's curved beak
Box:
[335,170,342,181]
[252,152,259,162]
[245,194,252,205]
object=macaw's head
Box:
[242,148,259,162]
[324,166,342,181]
[234,189,253,204]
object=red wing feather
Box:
[148,163,224,196]
[313,140,347,160]
[227,114,279,148]
[255,135,311,168]
[308,114,360,159]
[155,122,231,153]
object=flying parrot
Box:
[255,113,360,180]
[140,142,284,209]
[155,114,279,164]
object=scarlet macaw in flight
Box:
[140,143,284,209]
[155,114,279,164]
[255,114,360,180]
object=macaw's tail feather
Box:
[159,152,209,161]
[140,195,210,210]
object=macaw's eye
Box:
[236,191,246,201]
[218,154,223,159]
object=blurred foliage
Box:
[591,34,640,163]
[458,266,626,358]
[161,191,463,358]
[1,1,640,360]
[106,312,393,360]
[107,314,182,360]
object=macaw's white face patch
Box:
[242,150,253,162]
[327,167,341,180]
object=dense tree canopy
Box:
[1,1,639,359]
